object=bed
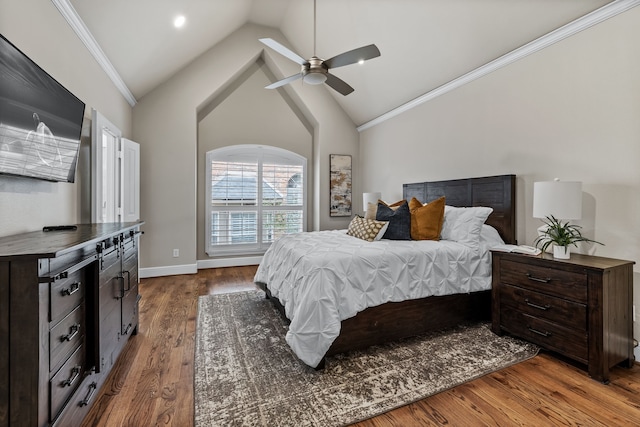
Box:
[255,174,516,368]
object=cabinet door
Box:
[120,250,139,336]
[97,273,121,372]
[96,240,122,374]
[121,284,138,336]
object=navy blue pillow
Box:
[376,201,411,240]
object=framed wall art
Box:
[329,154,352,217]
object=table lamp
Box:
[532,179,582,258]
[362,192,381,215]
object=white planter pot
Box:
[553,245,570,259]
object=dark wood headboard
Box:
[403,174,516,244]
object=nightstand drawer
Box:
[501,307,588,363]
[500,259,587,303]
[500,283,587,331]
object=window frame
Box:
[205,145,307,257]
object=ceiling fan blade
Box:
[265,73,304,89]
[324,44,381,69]
[324,73,354,96]
[259,38,307,65]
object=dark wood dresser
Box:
[491,251,635,383]
[0,222,143,427]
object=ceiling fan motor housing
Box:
[302,56,328,84]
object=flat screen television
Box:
[0,34,85,183]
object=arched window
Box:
[205,145,306,256]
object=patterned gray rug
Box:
[194,291,539,427]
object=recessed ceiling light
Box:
[358,59,365,65]
[174,15,186,28]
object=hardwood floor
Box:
[82,266,640,426]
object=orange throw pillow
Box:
[408,196,445,240]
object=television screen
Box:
[0,34,85,183]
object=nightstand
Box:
[491,251,635,383]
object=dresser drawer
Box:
[50,345,85,422]
[501,307,588,363]
[500,259,587,303]
[500,283,587,331]
[50,268,85,324]
[52,369,106,427]
[50,304,84,373]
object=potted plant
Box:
[534,215,604,259]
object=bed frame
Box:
[259,174,516,368]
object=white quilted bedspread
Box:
[253,229,496,368]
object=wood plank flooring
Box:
[82,266,640,426]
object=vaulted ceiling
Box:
[68,0,614,126]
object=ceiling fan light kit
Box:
[303,72,327,85]
[259,0,380,95]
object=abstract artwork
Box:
[330,154,352,217]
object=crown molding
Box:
[51,0,137,107]
[357,0,640,132]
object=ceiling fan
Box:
[259,0,380,96]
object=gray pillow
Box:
[376,201,411,240]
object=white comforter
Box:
[253,229,498,367]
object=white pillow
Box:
[441,206,493,251]
[479,224,504,246]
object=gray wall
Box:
[359,7,640,358]
[0,0,132,237]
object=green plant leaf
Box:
[534,214,604,250]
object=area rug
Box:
[194,291,539,427]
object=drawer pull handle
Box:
[528,327,551,338]
[61,366,82,387]
[61,282,81,296]
[61,324,81,342]
[525,299,551,311]
[123,323,133,336]
[79,382,97,407]
[526,273,551,283]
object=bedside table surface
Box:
[492,251,635,270]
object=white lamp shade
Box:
[533,180,582,220]
[363,192,381,212]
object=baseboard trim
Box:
[140,257,262,278]
[197,256,262,269]
[140,263,198,278]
